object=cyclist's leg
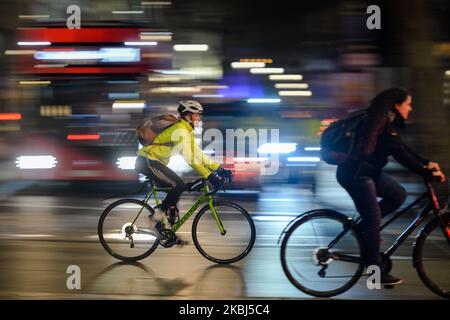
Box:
[145,159,185,212]
[145,159,187,245]
[375,172,407,218]
[136,157,177,217]
[135,156,152,175]
[144,159,184,224]
[336,167,382,267]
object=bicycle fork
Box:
[209,198,226,236]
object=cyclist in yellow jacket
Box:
[135,100,231,245]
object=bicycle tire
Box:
[280,209,365,297]
[98,198,160,262]
[192,201,256,264]
[413,211,450,299]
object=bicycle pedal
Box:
[160,240,176,248]
[159,238,175,248]
[159,229,176,248]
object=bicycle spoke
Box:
[99,199,159,262]
[311,219,322,247]
[281,211,364,297]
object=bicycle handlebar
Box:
[185,176,231,195]
[207,187,221,196]
[207,176,230,195]
[425,175,448,184]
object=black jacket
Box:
[339,119,430,178]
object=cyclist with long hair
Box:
[336,87,446,285]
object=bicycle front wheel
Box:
[98,199,159,262]
[192,201,256,264]
[414,212,450,299]
[280,210,364,297]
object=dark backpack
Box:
[320,109,367,165]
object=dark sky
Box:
[168,0,450,67]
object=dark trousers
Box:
[135,156,185,211]
[336,166,407,267]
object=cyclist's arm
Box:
[192,140,220,171]
[384,128,430,176]
[178,129,218,178]
[402,143,429,166]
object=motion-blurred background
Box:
[0,0,449,196]
[1,0,450,300]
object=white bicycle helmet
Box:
[177,100,203,115]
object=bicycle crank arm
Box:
[330,253,362,264]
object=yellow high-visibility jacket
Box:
[137,118,219,178]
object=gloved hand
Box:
[432,170,447,183]
[216,167,233,183]
[207,172,224,190]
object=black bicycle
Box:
[279,179,450,298]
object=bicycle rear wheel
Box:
[98,199,159,262]
[414,212,450,299]
[192,201,255,264]
[280,210,364,297]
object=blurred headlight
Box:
[258,143,296,154]
[116,157,137,170]
[287,157,320,162]
[15,156,57,169]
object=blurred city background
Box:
[0,0,449,299]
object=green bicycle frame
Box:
[131,182,226,235]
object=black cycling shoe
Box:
[167,207,180,225]
[160,234,188,248]
[380,273,403,285]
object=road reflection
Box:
[87,262,247,298]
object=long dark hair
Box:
[359,87,410,155]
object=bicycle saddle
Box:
[143,176,165,188]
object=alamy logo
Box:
[66,265,81,290]
[366,265,381,290]
[66,5,81,29]
[170,127,283,175]
[366,5,381,30]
